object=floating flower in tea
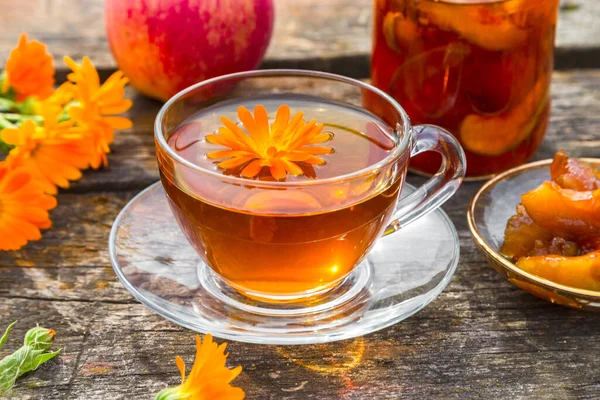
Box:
[206,104,333,180]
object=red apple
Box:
[105,0,274,101]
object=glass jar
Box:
[371,0,559,178]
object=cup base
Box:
[197,260,372,317]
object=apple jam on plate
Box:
[468,152,600,309]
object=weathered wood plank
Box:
[0,0,599,78]
[1,291,599,399]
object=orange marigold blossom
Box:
[83,124,114,170]
[155,334,245,400]
[64,56,132,131]
[206,104,333,180]
[1,119,92,194]
[34,82,75,116]
[0,161,57,251]
[3,33,55,101]
[63,56,132,169]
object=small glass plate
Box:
[468,159,600,310]
[109,182,459,344]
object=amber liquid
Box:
[371,0,558,177]
[158,97,404,298]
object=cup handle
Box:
[384,124,466,236]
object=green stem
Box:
[0,98,17,113]
[0,115,16,130]
[1,113,43,124]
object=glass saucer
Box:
[468,158,600,310]
[109,182,459,345]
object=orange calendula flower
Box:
[155,334,245,400]
[63,56,132,169]
[0,162,57,251]
[3,33,55,101]
[1,119,92,194]
[206,104,333,180]
[34,82,75,116]
[64,56,133,131]
[84,125,114,170]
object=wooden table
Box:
[1,2,600,399]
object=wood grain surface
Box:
[0,70,599,399]
[0,0,599,79]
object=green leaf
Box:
[0,325,59,396]
[20,349,61,375]
[0,321,17,352]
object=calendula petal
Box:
[289,119,317,149]
[282,159,303,176]
[304,156,326,165]
[284,151,312,162]
[0,224,28,251]
[253,104,270,144]
[308,133,332,144]
[237,106,259,142]
[205,133,238,149]
[220,117,256,151]
[270,159,287,180]
[299,146,332,155]
[175,356,186,384]
[218,155,255,169]
[240,159,263,177]
[103,116,132,130]
[99,100,132,115]
[303,123,325,143]
[207,150,251,159]
[271,104,290,138]
[281,112,304,144]
[3,215,42,241]
[0,128,21,146]
[215,127,247,149]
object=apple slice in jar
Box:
[389,43,470,119]
[417,1,528,51]
[382,11,420,53]
[459,77,548,156]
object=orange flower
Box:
[63,56,132,169]
[84,125,114,170]
[155,334,245,400]
[1,119,91,194]
[3,33,55,101]
[64,56,132,131]
[34,82,75,116]
[0,161,57,251]
[206,104,333,180]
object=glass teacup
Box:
[155,70,465,304]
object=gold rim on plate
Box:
[467,158,600,303]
